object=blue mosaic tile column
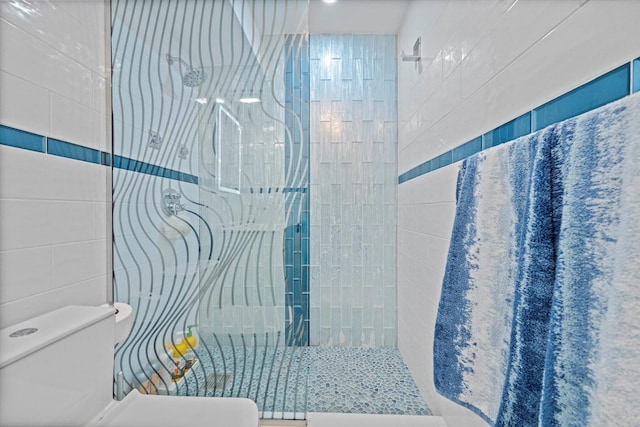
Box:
[285,35,311,346]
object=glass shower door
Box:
[111,0,309,421]
[196,34,310,417]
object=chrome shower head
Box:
[166,53,208,87]
[182,68,208,87]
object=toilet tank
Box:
[0,305,116,427]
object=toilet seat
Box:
[92,390,259,427]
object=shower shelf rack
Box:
[156,359,199,396]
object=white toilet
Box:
[0,305,259,427]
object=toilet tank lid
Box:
[0,305,114,369]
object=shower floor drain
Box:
[201,372,233,391]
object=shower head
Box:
[182,68,208,87]
[166,53,208,87]
[401,37,424,62]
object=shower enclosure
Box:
[111,0,405,420]
[111,0,310,419]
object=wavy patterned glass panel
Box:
[111,0,309,419]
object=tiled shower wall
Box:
[395,0,640,425]
[309,35,397,347]
[0,1,110,329]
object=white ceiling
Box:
[308,0,411,34]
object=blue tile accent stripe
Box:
[0,126,45,152]
[0,124,196,184]
[101,152,112,166]
[249,187,307,194]
[532,63,629,131]
[633,57,640,93]
[113,156,198,184]
[47,138,101,163]
[399,58,637,184]
[284,34,310,346]
[452,137,482,163]
[484,112,531,149]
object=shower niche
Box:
[216,104,242,195]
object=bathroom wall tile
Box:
[402,164,458,205]
[0,70,50,136]
[634,57,640,93]
[0,199,94,251]
[533,64,629,131]
[0,246,53,304]
[310,34,397,346]
[50,93,106,151]
[0,275,106,329]
[93,72,108,114]
[0,17,50,86]
[92,202,109,240]
[483,112,531,149]
[450,1,511,73]
[0,125,45,153]
[0,0,103,75]
[398,141,432,179]
[0,17,95,110]
[52,240,107,289]
[460,0,582,102]
[422,235,450,275]
[0,1,110,330]
[0,145,107,202]
[56,0,107,43]
[484,1,640,134]
[399,202,456,240]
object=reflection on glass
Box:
[217,105,242,194]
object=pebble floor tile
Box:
[306,348,430,415]
[176,346,431,416]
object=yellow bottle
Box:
[171,341,188,357]
[180,325,198,370]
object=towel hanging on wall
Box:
[433,124,557,426]
[434,91,640,426]
[540,91,640,427]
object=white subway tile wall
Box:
[0,1,110,328]
[310,35,398,347]
[396,0,640,424]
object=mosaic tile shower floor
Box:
[178,346,430,416]
[305,348,430,415]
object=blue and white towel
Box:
[541,93,640,426]
[434,127,557,425]
[434,92,640,426]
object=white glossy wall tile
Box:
[0,146,107,202]
[52,240,107,289]
[0,4,109,150]
[0,1,110,328]
[0,276,106,329]
[50,93,106,151]
[0,70,50,136]
[0,199,94,251]
[396,0,640,424]
[310,34,397,347]
[0,246,53,304]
